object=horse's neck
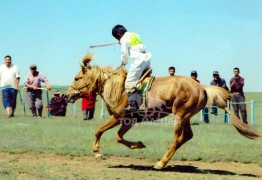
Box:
[95,68,111,93]
[96,67,126,111]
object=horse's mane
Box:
[88,65,127,111]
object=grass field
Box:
[0,88,262,179]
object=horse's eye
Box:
[75,76,81,81]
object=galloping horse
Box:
[66,64,260,169]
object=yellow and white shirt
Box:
[120,32,152,91]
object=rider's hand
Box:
[46,85,51,91]
[121,61,126,66]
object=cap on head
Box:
[112,25,127,40]
[30,64,37,69]
[191,70,197,76]
[54,90,61,95]
[213,71,219,75]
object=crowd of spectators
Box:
[0,55,96,119]
[0,55,247,124]
[168,66,247,124]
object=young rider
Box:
[112,25,152,112]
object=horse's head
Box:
[66,65,93,103]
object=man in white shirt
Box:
[112,25,152,112]
[0,55,20,117]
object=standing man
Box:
[230,67,247,124]
[190,70,199,83]
[210,71,228,122]
[0,55,20,117]
[190,70,209,123]
[168,66,175,76]
[210,71,228,90]
[24,64,51,117]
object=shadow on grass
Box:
[108,164,259,178]
[191,122,200,126]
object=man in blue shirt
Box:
[210,71,228,122]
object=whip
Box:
[75,42,117,57]
[90,43,117,48]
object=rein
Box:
[89,65,124,93]
[70,82,88,91]
[71,65,124,93]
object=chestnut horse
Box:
[66,65,260,169]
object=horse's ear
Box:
[86,65,91,71]
[80,64,86,73]
[82,53,93,65]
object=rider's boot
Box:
[124,90,139,113]
[138,102,146,112]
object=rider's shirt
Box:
[120,31,152,91]
[120,32,152,65]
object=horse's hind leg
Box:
[154,116,193,169]
[116,120,146,149]
[93,115,120,158]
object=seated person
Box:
[49,90,67,116]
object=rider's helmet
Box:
[191,70,198,77]
[112,25,127,40]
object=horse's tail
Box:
[203,85,230,108]
[224,107,261,139]
[202,85,261,140]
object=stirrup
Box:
[123,105,138,113]
[138,103,146,112]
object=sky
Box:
[0,0,262,92]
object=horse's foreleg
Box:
[93,115,120,158]
[116,121,146,149]
[154,116,193,169]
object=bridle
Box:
[71,65,124,94]
[70,82,88,91]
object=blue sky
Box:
[0,0,261,91]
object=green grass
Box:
[0,88,262,166]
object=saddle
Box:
[136,68,155,111]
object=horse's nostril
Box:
[62,94,68,100]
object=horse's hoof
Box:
[137,141,146,148]
[153,161,164,170]
[94,153,103,159]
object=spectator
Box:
[0,55,20,117]
[210,71,228,90]
[49,90,67,116]
[168,66,175,76]
[190,70,209,123]
[210,71,228,122]
[190,70,199,83]
[24,64,51,117]
[230,67,247,124]
[82,92,96,120]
